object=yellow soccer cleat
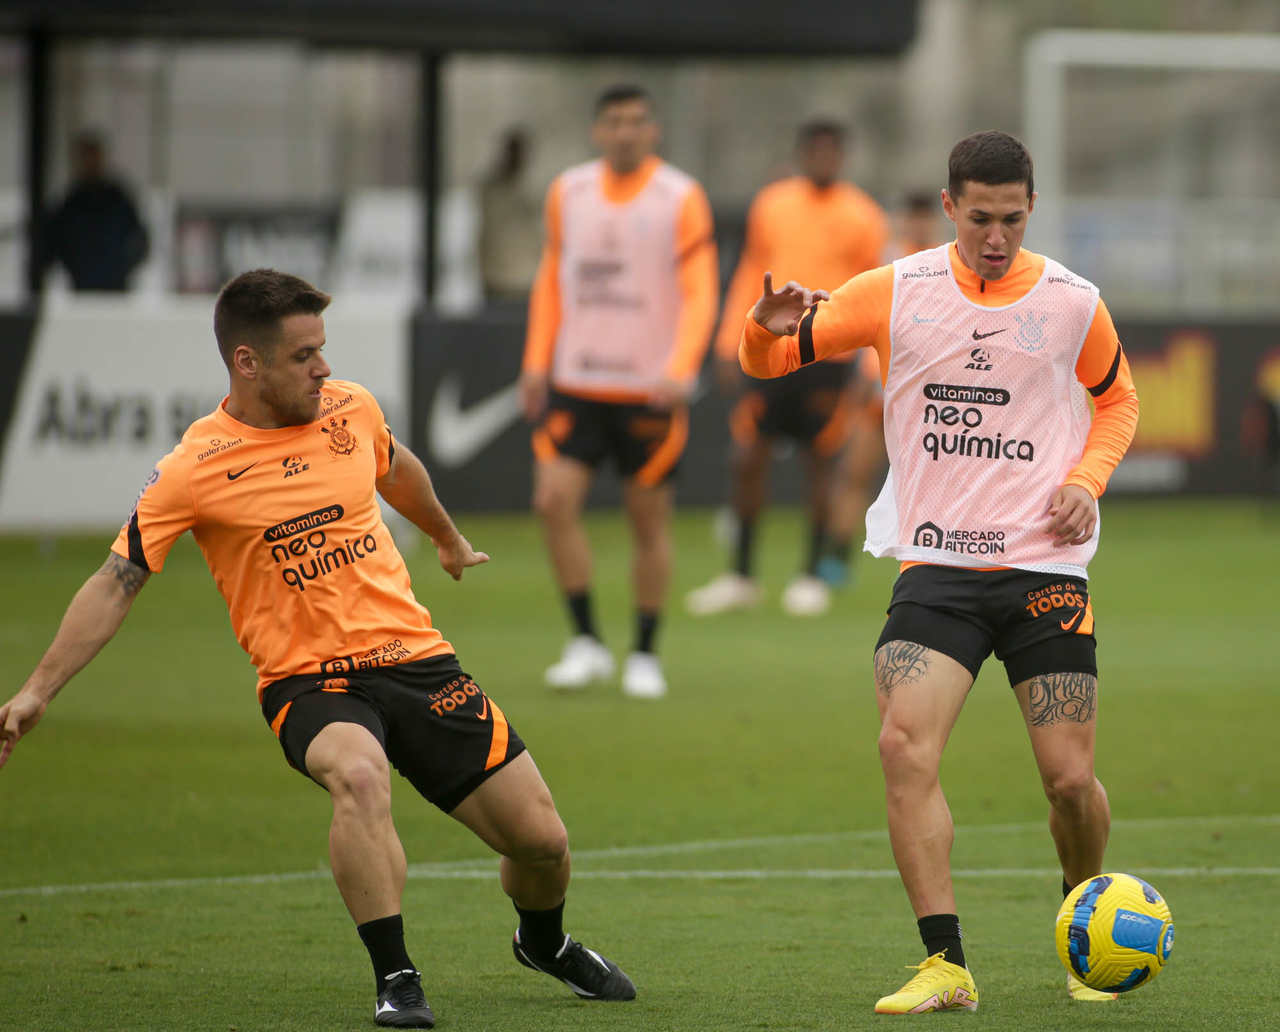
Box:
[874,952,979,1014]
[1067,973,1118,1002]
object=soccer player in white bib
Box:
[739,131,1139,1012]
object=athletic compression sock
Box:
[565,590,598,639]
[734,517,756,577]
[634,609,660,654]
[917,913,966,969]
[514,900,566,960]
[357,914,416,991]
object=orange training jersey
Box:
[112,380,453,698]
[714,176,888,363]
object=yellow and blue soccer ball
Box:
[1055,873,1174,993]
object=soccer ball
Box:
[1055,873,1174,993]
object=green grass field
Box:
[1,498,1277,1031]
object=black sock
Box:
[565,590,597,639]
[734,517,756,577]
[357,914,416,991]
[1063,877,1073,899]
[917,913,966,969]
[827,539,853,563]
[634,609,659,654]
[805,521,827,575]
[515,900,566,960]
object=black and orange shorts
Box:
[876,565,1097,687]
[261,653,525,812]
[732,358,855,457]
[532,388,687,487]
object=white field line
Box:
[3,813,1277,899]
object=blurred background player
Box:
[816,190,946,590]
[685,120,887,617]
[520,84,718,696]
[40,129,149,292]
[741,130,1139,1013]
[478,127,542,306]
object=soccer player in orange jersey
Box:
[686,120,888,618]
[0,270,635,1029]
[740,132,1139,1012]
[521,84,718,697]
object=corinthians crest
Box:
[320,415,358,456]
[1014,311,1050,352]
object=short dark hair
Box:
[213,269,331,368]
[902,190,937,214]
[594,83,652,117]
[797,119,845,148]
[947,130,1034,199]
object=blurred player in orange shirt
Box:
[521,85,718,697]
[0,270,635,1028]
[686,121,888,618]
[821,190,947,590]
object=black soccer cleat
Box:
[374,969,435,1028]
[512,929,636,1001]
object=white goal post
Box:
[1023,29,1280,259]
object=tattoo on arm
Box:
[874,640,932,696]
[1027,672,1096,726]
[100,553,150,597]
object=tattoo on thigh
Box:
[1027,672,1096,726]
[874,641,931,696]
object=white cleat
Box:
[684,572,763,615]
[781,574,832,616]
[544,635,615,690]
[621,652,668,699]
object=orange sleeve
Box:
[713,192,771,361]
[109,450,196,573]
[665,182,719,382]
[1065,297,1139,498]
[739,264,894,381]
[522,177,563,375]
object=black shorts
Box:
[734,359,854,456]
[533,389,687,486]
[876,565,1097,687]
[261,654,526,812]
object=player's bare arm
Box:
[0,552,149,768]
[518,371,549,422]
[376,443,490,580]
[1046,484,1097,547]
[750,271,830,336]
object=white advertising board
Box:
[0,296,410,531]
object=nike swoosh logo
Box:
[972,328,1007,340]
[1059,609,1085,632]
[427,373,521,469]
[226,463,258,481]
[476,696,489,721]
[376,1001,398,1015]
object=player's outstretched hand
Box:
[438,533,490,580]
[751,272,830,337]
[0,691,46,770]
[1046,484,1097,547]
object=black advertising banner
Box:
[174,205,340,294]
[410,311,1280,511]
